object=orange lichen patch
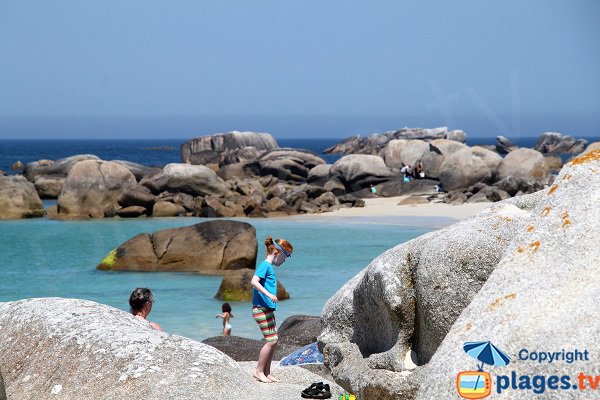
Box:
[547,184,559,195]
[562,173,572,181]
[529,240,541,253]
[561,211,572,227]
[592,169,598,174]
[568,149,600,165]
[465,323,473,332]
[527,225,535,232]
[516,246,525,253]
[489,293,517,310]
[541,206,551,216]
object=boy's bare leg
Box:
[253,342,276,383]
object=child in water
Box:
[216,303,233,336]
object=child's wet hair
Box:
[265,236,293,256]
[222,303,232,313]
[129,288,153,313]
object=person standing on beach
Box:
[250,236,293,383]
[370,184,378,198]
[216,302,234,336]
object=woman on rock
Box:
[251,236,293,383]
[129,287,162,331]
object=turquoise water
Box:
[0,217,432,340]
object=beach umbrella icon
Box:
[280,342,324,366]
[463,341,511,370]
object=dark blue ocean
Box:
[3,136,596,174]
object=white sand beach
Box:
[301,196,492,221]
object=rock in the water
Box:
[495,148,549,182]
[318,192,543,398]
[97,220,257,274]
[214,268,289,301]
[0,176,45,219]
[495,135,517,154]
[534,131,588,154]
[141,163,231,198]
[32,175,64,198]
[180,131,278,165]
[417,150,600,399]
[201,336,299,362]
[152,201,186,217]
[24,155,100,182]
[0,298,251,399]
[10,160,25,172]
[57,160,137,218]
[278,315,322,347]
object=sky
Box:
[0,0,598,139]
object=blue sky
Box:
[0,1,598,138]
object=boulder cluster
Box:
[1,129,595,219]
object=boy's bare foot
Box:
[252,370,273,383]
[267,374,281,383]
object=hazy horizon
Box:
[1,1,598,139]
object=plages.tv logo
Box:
[457,341,511,399]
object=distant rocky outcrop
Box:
[324,127,466,155]
[0,176,45,219]
[10,160,25,172]
[534,131,588,154]
[214,268,290,301]
[330,154,395,192]
[97,220,257,274]
[256,148,326,182]
[495,135,517,154]
[0,298,340,399]
[180,131,278,166]
[57,160,137,219]
[495,148,549,181]
[437,147,501,191]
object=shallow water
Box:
[0,216,432,340]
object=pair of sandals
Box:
[301,382,331,399]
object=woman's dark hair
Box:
[222,303,232,313]
[129,288,154,313]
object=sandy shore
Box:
[292,196,493,227]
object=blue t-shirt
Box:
[252,260,277,310]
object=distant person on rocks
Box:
[129,288,162,331]
[216,302,234,336]
[416,160,424,178]
[370,184,378,198]
[251,236,294,384]
[401,165,412,182]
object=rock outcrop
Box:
[318,192,543,398]
[57,160,137,219]
[24,155,101,198]
[534,131,588,154]
[180,131,278,166]
[97,220,257,274]
[214,268,290,301]
[417,150,600,399]
[0,176,45,219]
[0,298,340,399]
[438,147,499,191]
[495,148,549,181]
[495,135,517,154]
[330,155,395,192]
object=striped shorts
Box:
[252,306,278,342]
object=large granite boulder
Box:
[534,131,588,154]
[330,155,395,192]
[24,155,101,199]
[417,150,600,399]
[257,148,326,182]
[57,160,137,219]
[495,148,550,182]
[420,139,468,179]
[381,140,429,169]
[581,141,600,155]
[438,147,498,191]
[0,176,45,219]
[214,268,290,301]
[97,220,257,274]
[141,163,231,197]
[318,192,543,398]
[112,160,162,181]
[0,298,339,399]
[180,131,278,166]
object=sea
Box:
[0,135,597,341]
